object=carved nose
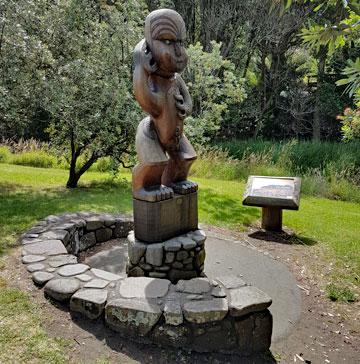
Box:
[174,43,181,57]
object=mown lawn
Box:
[1,163,359,273]
[0,163,359,362]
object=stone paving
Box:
[20,213,274,355]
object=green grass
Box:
[191,144,360,203]
[0,278,70,363]
[0,162,359,361]
[217,139,360,173]
[1,163,359,276]
[326,283,356,302]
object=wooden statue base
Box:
[133,192,198,243]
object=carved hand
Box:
[174,93,191,119]
[140,41,158,74]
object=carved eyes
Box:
[162,39,183,46]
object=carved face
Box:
[145,9,187,77]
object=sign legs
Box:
[261,207,283,232]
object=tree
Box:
[183,41,245,144]
[336,59,360,140]
[0,0,145,187]
[0,0,51,140]
[42,0,144,188]
[300,0,360,139]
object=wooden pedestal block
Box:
[133,192,198,243]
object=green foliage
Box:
[336,58,360,99]
[326,283,356,302]
[218,139,360,174]
[11,151,57,169]
[0,146,11,163]
[338,104,360,141]
[335,57,360,142]
[184,41,246,145]
[301,1,360,53]
[0,0,143,187]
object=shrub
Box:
[93,157,112,172]
[11,151,57,169]
[0,146,11,163]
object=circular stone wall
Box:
[20,213,273,356]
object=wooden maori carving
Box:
[132,9,198,202]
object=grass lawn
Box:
[0,163,359,362]
[1,163,359,274]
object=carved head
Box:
[145,9,187,77]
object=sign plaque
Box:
[243,176,301,231]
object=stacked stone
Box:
[105,276,272,355]
[20,212,133,296]
[21,212,133,256]
[126,229,206,282]
[20,214,273,355]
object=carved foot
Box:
[171,180,198,194]
[133,186,174,202]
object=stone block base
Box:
[126,229,206,283]
[133,192,198,243]
[105,276,273,355]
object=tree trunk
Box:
[313,46,327,141]
[66,151,98,188]
[66,131,98,188]
[66,169,81,189]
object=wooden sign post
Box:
[243,176,301,232]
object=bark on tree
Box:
[313,46,327,141]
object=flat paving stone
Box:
[105,298,162,336]
[22,255,46,264]
[40,230,69,243]
[75,274,93,282]
[91,268,122,281]
[21,238,43,245]
[176,278,211,294]
[216,275,247,289]
[44,278,80,301]
[22,240,67,256]
[70,288,107,319]
[228,286,272,317]
[32,271,54,285]
[183,298,228,323]
[119,277,170,299]
[84,279,109,289]
[57,263,90,277]
[27,263,46,273]
[48,254,77,268]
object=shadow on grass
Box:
[248,230,318,246]
[199,188,260,227]
[0,180,133,256]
